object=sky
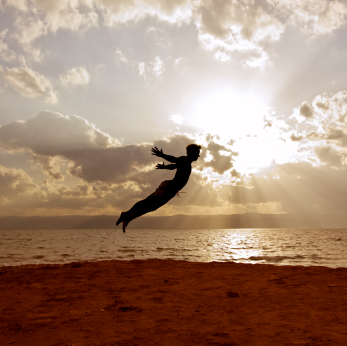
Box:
[0,0,347,219]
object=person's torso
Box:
[170,156,192,191]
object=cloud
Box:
[193,0,284,67]
[0,112,237,206]
[230,169,241,178]
[0,29,17,62]
[7,0,98,59]
[290,133,303,142]
[115,48,129,64]
[137,56,165,78]
[68,134,205,184]
[2,65,57,103]
[3,0,346,69]
[151,56,164,77]
[95,0,192,26]
[243,50,270,69]
[138,62,146,76]
[299,102,313,118]
[0,112,199,185]
[277,90,347,168]
[291,91,347,148]
[0,111,117,155]
[214,50,231,62]
[194,0,284,41]
[315,146,345,167]
[0,165,38,202]
[12,16,47,60]
[67,145,155,184]
[55,182,97,198]
[60,67,90,86]
[169,114,184,125]
[270,0,347,37]
[0,30,7,53]
[31,155,64,181]
[4,0,191,60]
[174,57,183,65]
[0,174,114,217]
[202,141,236,175]
[2,110,347,217]
[5,0,29,12]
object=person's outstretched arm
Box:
[156,162,177,170]
[151,147,178,163]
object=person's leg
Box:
[116,197,156,229]
[116,198,150,223]
[118,195,172,232]
[124,196,161,223]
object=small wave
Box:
[156,247,184,252]
[118,249,136,253]
[248,255,305,262]
[32,255,45,259]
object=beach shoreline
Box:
[1,259,347,345]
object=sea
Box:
[0,228,346,268]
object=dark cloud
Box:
[0,112,238,185]
[299,102,313,118]
[67,144,156,183]
[290,133,303,141]
[326,128,346,140]
[67,133,205,184]
[202,141,236,175]
[315,101,330,110]
[230,169,241,178]
[315,146,344,167]
[325,128,347,147]
[305,128,347,148]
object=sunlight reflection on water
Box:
[0,228,346,268]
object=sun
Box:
[189,88,294,172]
[191,89,267,139]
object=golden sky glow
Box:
[1,0,347,218]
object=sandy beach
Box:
[1,260,347,345]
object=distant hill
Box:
[1,213,347,229]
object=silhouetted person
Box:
[116,144,201,232]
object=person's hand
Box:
[156,162,165,169]
[151,147,163,157]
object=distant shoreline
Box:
[1,213,347,229]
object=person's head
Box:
[186,143,201,161]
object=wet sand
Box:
[1,259,347,345]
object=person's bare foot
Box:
[122,219,128,233]
[116,212,125,226]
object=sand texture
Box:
[1,260,347,345]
